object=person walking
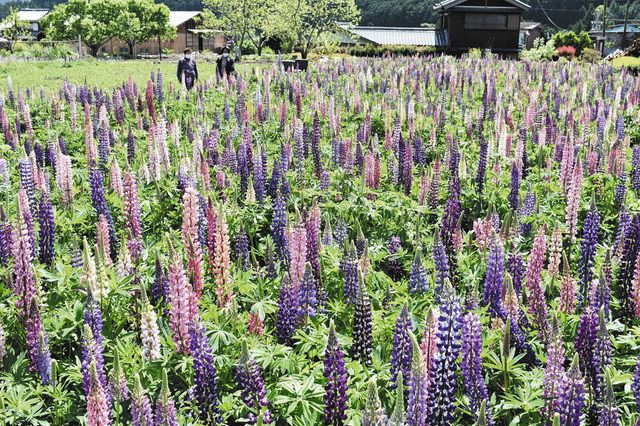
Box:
[177,48,198,90]
[216,47,235,79]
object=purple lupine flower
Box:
[237,142,249,200]
[354,220,366,257]
[311,113,322,177]
[461,312,491,424]
[237,344,272,424]
[592,309,612,401]
[613,208,630,256]
[632,145,640,192]
[127,128,136,164]
[37,192,55,267]
[306,201,321,281]
[519,189,535,237]
[343,243,359,303]
[98,123,110,166]
[235,226,250,271]
[433,231,449,296]
[276,276,300,346]
[151,255,169,307]
[613,170,627,208]
[578,200,600,306]
[131,374,153,426]
[156,70,164,103]
[508,160,520,211]
[299,263,318,317]
[476,137,488,194]
[334,218,347,247]
[543,320,565,421]
[323,323,348,425]
[599,373,620,426]
[557,354,585,426]
[0,210,12,266]
[81,323,108,402]
[590,251,612,317]
[633,356,640,413]
[390,304,413,388]
[440,175,460,279]
[271,193,290,263]
[89,168,118,257]
[483,237,504,317]
[427,281,462,425]
[507,249,524,295]
[352,279,372,364]
[409,248,428,294]
[617,214,640,320]
[253,146,267,202]
[19,156,35,214]
[188,320,220,424]
[575,308,598,381]
[155,369,178,426]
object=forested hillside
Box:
[1,0,639,33]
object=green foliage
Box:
[344,43,436,57]
[520,38,555,61]
[551,31,592,55]
[0,7,30,53]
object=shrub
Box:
[520,38,555,61]
[345,44,436,57]
[552,31,592,55]
[580,47,601,63]
[556,45,576,59]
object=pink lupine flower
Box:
[525,227,549,341]
[248,311,264,336]
[289,218,307,292]
[473,218,493,251]
[559,268,576,314]
[123,171,143,263]
[55,154,74,206]
[214,209,234,309]
[565,161,583,242]
[167,239,198,354]
[547,224,563,277]
[420,308,438,380]
[87,362,111,426]
[84,103,97,166]
[110,158,124,197]
[364,151,375,189]
[418,172,429,206]
[96,215,112,266]
[182,187,204,297]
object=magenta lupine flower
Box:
[131,374,153,426]
[323,322,348,425]
[123,170,143,263]
[87,361,111,426]
[524,227,549,341]
[155,369,178,426]
[390,304,413,388]
[237,344,272,424]
[167,239,198,354]
[543,320,565,421]
[189,320,221,424]
[557,354,585,426]
[182,187,204,297]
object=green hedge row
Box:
[340,44,437,57]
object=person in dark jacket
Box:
[216,47,235,79]
[177,48,198,90]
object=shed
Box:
[519,21,543,49]
[434,0,531,55]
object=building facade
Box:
[434,0,530,55]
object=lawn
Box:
[0,58,251,92]
[611,55,640,69]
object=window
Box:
[464,13,507,30]
[30,22,39,31]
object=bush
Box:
[580,48,601,63]
[520,38,555,61]
[552,31,592,55]
[556,45,576,59]
[345,44,436,57]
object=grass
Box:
[0,58,250,92]
[611,55,640,69]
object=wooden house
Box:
[434,0,531,56]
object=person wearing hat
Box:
[216,46,235,79]
[177,48,198,90]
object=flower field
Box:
[0,56,640,425]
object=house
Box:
[102,11,227,56]
[336,24,448,48]
[589,24,640,55]
[519,21,543,49]
[434,0,531,56]
[0,9,50,41]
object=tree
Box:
[0,8,30,53]
[113,0,173,59]
[203,0,292,56]
[42,0,123,57]
[287,0,360,59]
[146,4,176,60]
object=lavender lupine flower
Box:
[323,323,348,426]
[483,237,504,317]
[613,170,627,209]
[578,200,600,306]
[633,356,640,413]
[299,263,318,317]
[599,373,620,426]
[476,137,488,194]
[131,374,154,426]
[322,220,333,246]
[557,354,585,426]
[276,276,300,346]
[406,333,428,426]
[618,215,640,321]
[589,251,612,316]
[19,156,35,214]
[361,377,386,426]
[236,344,272,424]
[81,322,108,403]
[38,192,55,267]
[155,369,178,426]
[334,218,347,247]
[271,193,289,263]
[390,304,413,388]
[507,249,524,295]
[343,243,359,303]
[519,189,535,237]
[632,145,640,192]
[461,312,491,423]
[409,248,428,294]
[427,281,462,425]
[189,320,220,424]
[0,211,12,266]
[433,231,450,296]
[352,279,372,364]
[508,160,521,211]
[543,319,565,421]
[592,308,612,401]
[151,255,169,306]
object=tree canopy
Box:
[0,7,30,52]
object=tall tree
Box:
[113,0,173,58]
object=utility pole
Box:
[622,0,630,48]
[601,0,607,55]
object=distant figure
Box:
[177,48,198,90]
[216,47,235,78]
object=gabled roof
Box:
[520,21,542,30]
[17,9,49,22]
[434,0,530,11]
[169,11,201,27]
[337,24,448,47]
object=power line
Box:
[534,0,563,29]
